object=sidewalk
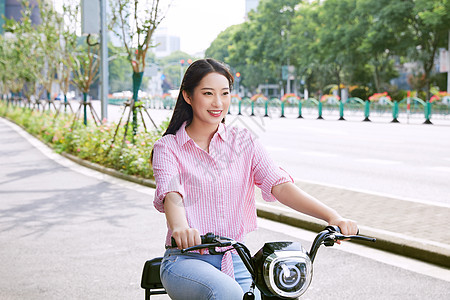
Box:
[61,135,450,268]
[255,183,450,268]
[0,117,169,299]
[2,116,449,269]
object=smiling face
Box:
[183,72,231,128]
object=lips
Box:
[207,110,223,117]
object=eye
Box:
[203,91,213,95]
[223,91,230,96]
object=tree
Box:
[0,35,10,99]
[226,22,274,94]
[247,0,299,87]
[108,44,133,93]
[57,0,79,106]
[37,0,61,104]
[109,0,167,136]
[314,0,365,98]
[205,24,239,62]
[70,38,100,124]
[356,0,411,92]
[2,1,42,105]
[407,0,450,100]
[157,50,194,90]
[290,1,326,96]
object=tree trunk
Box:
[132,71,144,136]
[335,65,342,98]
[83,92,88,125]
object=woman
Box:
[152,58,357,300]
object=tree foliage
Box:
[206,0,450,99]
[109,0,167,74]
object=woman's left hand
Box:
[328,217,358,236]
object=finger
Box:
[194,232,202,246]
[171,232,181,249]
[180,234,188,249]
[194,233,205,254]
[349,222,358,235]
[185,229,197,247]
[339,223,349,235]
[174,236,183,249]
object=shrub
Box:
[0,101,167,179]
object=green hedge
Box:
[0,101,167,179]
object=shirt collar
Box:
[175,121,228,147]
[216,122,228,142]
[175,122,191,146]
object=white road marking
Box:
[429,166,450,173]
[294,177,450,208]
[257,218,450,283]
[355,158,401,165]
[297,151,339,158]
[265,146,288,152]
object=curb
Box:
[60,152,157,188]
[256,202,450,268]
[63,152,450,269]
[2,116,449,269]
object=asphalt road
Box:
[93,102,450,206]
[1,118,449,299]
[255,114,450,206]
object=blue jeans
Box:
[160,248,261,300]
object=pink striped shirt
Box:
[152,121,292,276]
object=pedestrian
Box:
[151,58,358,300]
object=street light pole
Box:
[447,30,450,93]
[100,0,108,121]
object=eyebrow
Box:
[200,87,230,91]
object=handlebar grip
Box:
[326,225,361,235]
[329,233,376,243]
[170,232,217,248]
[350,235,376,242]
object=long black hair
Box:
[151,58,234,163]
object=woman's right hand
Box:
[171,227,204,253]
[163,192,205,254]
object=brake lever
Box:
[324,233,376,247]
[181,240,233,253]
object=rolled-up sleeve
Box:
[152,139,185,212]
[251,136,293,202]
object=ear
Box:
[182,91,192,105]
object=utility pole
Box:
[447,30,450,93]
[100,0,108,121]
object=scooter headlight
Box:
[253,242,312,299]
[264,251,312,298]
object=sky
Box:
[157,0,246,55]
[54,0,247,55]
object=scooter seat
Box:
[141,257,164,289]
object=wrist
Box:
[325,210,342,224]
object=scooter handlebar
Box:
[309,226,376,262]
[323,225,376,244]
[170,233,234,254]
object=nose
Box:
[212,94,222,107]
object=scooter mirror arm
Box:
[309,226,376,262]
[233,242,255,276]
[308,230,329,263]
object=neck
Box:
[186,120,220,151]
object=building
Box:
[152,27,180,58]
[0,0,42,33]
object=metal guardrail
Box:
[137,96,449,124]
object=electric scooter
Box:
[141,226,376,299]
